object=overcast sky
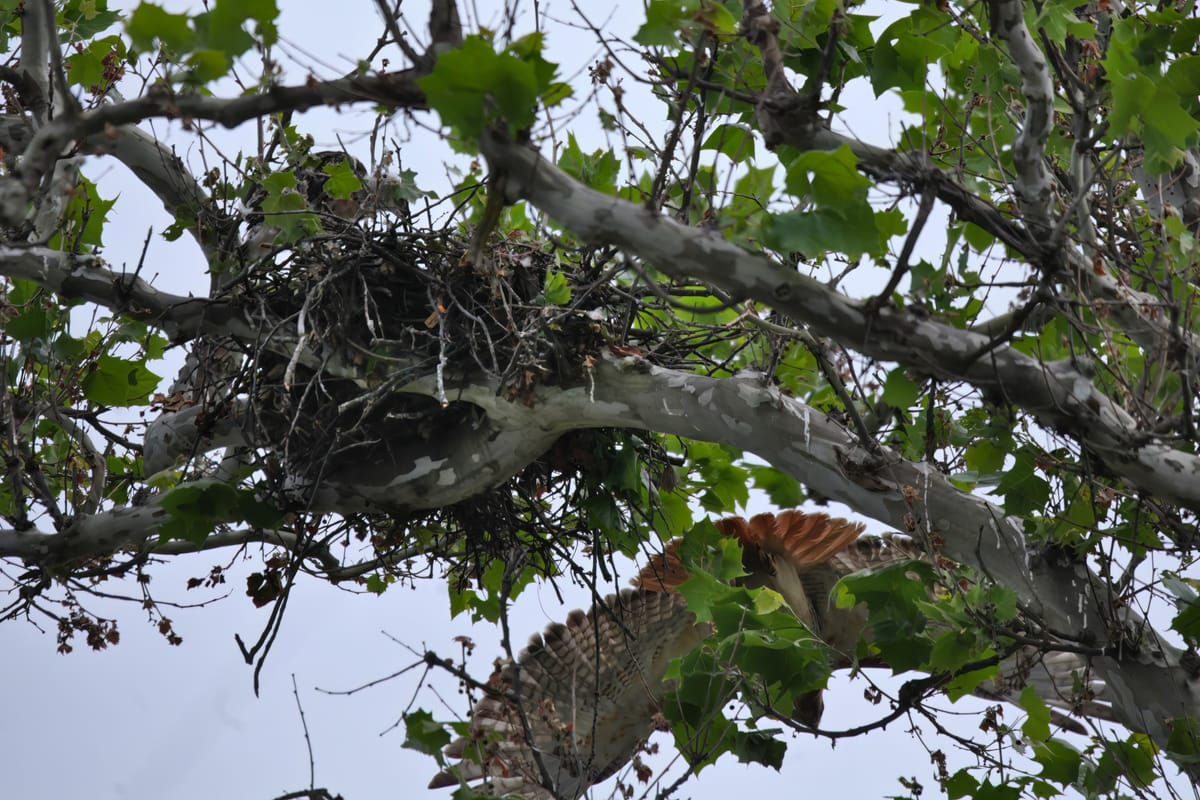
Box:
[0,2,1129,799]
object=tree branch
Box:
[386,353,1200,767]
[990,0,1056,236]
[740,0,1200,377]
[478,133,1200,513]
[15,72,427,204]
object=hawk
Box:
[430,511,1111,800]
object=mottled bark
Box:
[479,133,1200,513]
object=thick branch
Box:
[16,72,426,201]
[17,0,50,122]
[142,398,561,512]
[743,0,1200,377]
[0,246,383,383]
[479,133,1200,513]
[0,503,171,564]
[86,123,227,262]
[143,402,249,475]
[395,354,1200,763]
[6,352,1199,764]
[990,0,1056,235]
[0,246,248,340]
[282,417,560,512]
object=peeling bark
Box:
[990,0,1055,235]
[480,134,1200,513]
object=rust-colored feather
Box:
[716,511,865,568]
[635,511,865,592]
[632,540,687,592]
[433,510,1116,799]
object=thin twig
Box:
[291,673,317,790]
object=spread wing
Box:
[430,588,703,800]
[432,511,1113,799]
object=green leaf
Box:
[944,770,980,800]
[972,779,1025,800]
[193,0,273,58]
[1096,733,1159,788]
[882,368,921,410]
[5,308,51,342]
[690,441,749,512]
[387,168,426,203]
[52,335,86,363]
[7,279,40,305]
[417,35,545,139]
[53,175,117,250]
[636,0,737,47]
[1057,484,1098,535]
[260,170,321,242]
[730,729,786,769]
[964,440,1006,474]
[701,123,756,160]
[1166,55,1200,96]
[61,0,123,38]
[156,480,240,544]
[185,49,231,83]
[402,709,452,756]
[927,629,973,673]
[962,222,995,252]
[66,36,126,90]
[156,480,282,545]
[783,146,871,206]
[1166,717,1200,759]
[942,660,997,700]
[766,205,877,259]
[636,0,700,46]
[321,158,364,199]
[995,451,1051,516]
[487,56,540,130]
[541,81,573,107]
[126,3,196,53]
[837,561,933,671]
[541,270,572,305]
[748,464,805,507]
[557,133,619,194]
[1019,685,1052,741]
[1034,0,1094,45]
[82,355,161,406]
[1170,596,1200,647]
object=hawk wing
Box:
[430,588,704,800]
[432,511,1113,799]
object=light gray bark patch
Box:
[733,381,772,407]
[719,414,754,436]
[393,455,448,483]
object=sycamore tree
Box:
[3,0,1200,796]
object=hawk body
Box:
[431,511,1111,800]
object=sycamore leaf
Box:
[558,133,619,194]
[402,710,452,757]
[82,355,160,406]
[126,2,196,52]
[882,368,921,410]
[321,158,364,199]
[701,123,756,161]
[1019,685,1053,741]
